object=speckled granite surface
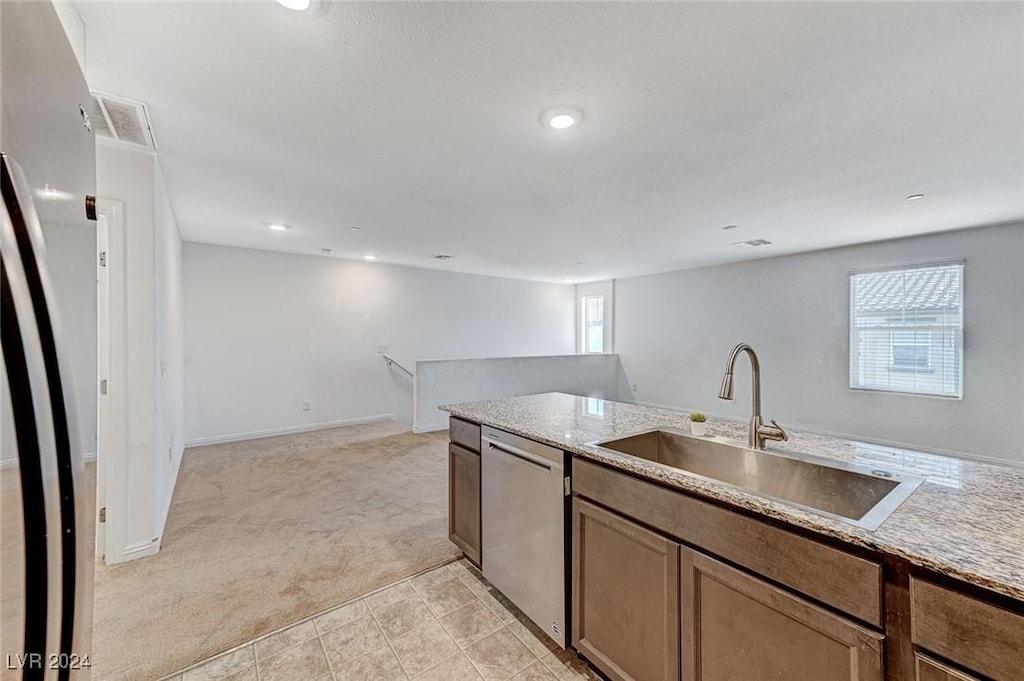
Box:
[441,392,1024,602]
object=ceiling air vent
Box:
[733,238,773,248]
[88,92,157,151]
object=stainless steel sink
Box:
[589,429,923,530]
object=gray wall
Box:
[615,222,1024,464]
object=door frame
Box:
[96,198,128,564]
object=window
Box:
[849,261,963,398]
[582,296,604,353]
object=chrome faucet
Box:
[717,343,788,450]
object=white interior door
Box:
[95,198,126,564]
[96,211,108,560]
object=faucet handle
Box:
[760,419,789,443]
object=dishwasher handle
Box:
[485,440,556,472]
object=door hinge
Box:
[99,507,106,523]
[563,476,571,496]
[99,379,108,395]
[99,251,107,267]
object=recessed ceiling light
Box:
[550,114,576,129]
[722,224,739,231]
[906,194,925,201]
[540,106,584,130]
[276,0,311,10]
[349,226,361,232]
[268,223,290,232]
[363,254,377,261]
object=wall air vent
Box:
[733,239,773,248]
[88,92,157,151]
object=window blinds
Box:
[849,261,963,398]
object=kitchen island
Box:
[441,392,1024,681]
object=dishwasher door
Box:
[481,426,567,647]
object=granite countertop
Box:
[440,392,1024,602]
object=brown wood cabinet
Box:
[915,655,980,681]
[910,577,1024,681]
[572,498,680,681]
[681,548,884,681]
[448,442,481,566]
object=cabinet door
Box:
[916,655,981,681]
[572,498,680,681]
[681,548,883,681]
[448,443,480,566]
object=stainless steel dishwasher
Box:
[481,425,568,647]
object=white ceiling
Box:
[74,1,1023,283]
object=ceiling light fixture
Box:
[540,106,584,130]
[906,193,925,201]
[268,223,290,232]
[363,254,378,261]
[276,0,311,11]
[349,226,361,232]
[549,114,576,129]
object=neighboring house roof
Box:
[854,265,961,314]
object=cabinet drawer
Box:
[449,416,481,452]
[910,577,1024,681]
[915,654,980,681]
[573,458,884,626]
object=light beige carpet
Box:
[91,421,461,681]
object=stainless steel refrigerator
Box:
[2,1,97,679]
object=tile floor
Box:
[162,559,599,681]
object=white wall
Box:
[414,354,624,432]
[97,144,184,557]
[183,243,576,444]
[153,162,185,538]
[615,222,1024,464]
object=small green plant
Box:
[689,412,707,423]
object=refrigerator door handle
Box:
[1,152,93,679]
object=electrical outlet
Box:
[302,400,311,411]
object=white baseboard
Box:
[1,451,96,470]
[185,414,395,448]
[413,423,448,434]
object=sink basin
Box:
[590,429,923,530]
